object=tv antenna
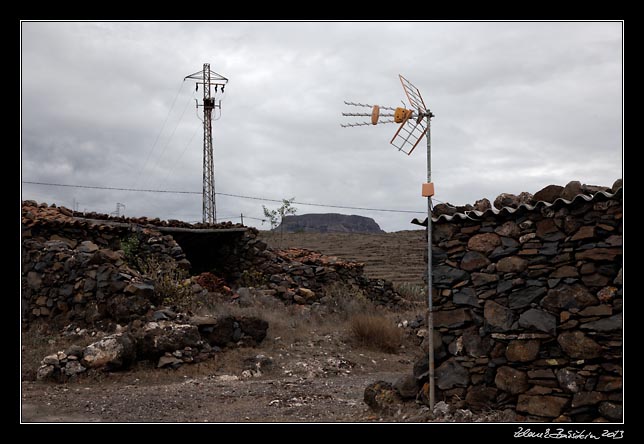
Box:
[341,74,437,409]
[185,63,228,224]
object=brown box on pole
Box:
[422,182,435,197]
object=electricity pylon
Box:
[185,63,228,224]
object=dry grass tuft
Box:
[21,326,97,381]
[394,282,427,303]
[349,313,402,354]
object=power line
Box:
[21,181,426,215]
[135,80,186,187]
[144,92,195,189]
[23,181,201,194]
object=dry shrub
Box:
[395,282,426,303]
[350,313,402,353]
[324,282,374,319]
[137,257,191,305]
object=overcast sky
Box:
[20,21,623,232]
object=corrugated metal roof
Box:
[411,187,623,227]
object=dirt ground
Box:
[21,315,422,423]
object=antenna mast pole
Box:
[425,112,435,410]
[341,76,436,409]
[185,63,228,224]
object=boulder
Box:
[473,198,491,212]
[576,248,622,262]
[195,316,235,347]
[460,251,491,272]
[555,368,583,394]
[36,364,56,381]
[517,395,569,418]
[81,333,137,371]
[541,284,598,311]
[413,354,430,382]
[433,266,470,287]
[571,226,596,241]
[238,316,269,344]
[579,313,622,332]
[471,272,499,287]
[595,375,622,392]
[77,240,99,253]
[550,266,579,279]
[433,308,472,329]
[106,294,151,322]
[467,233,501,254]
[462,326,491,357]
[599,402,622,421]
[136,321,202,358]
[495,366,529,394]
[533,185,564,203]
[484,300,515,331]
[453,288,480,307]
[571,391,605,408]
[435,359,470,390]
[557,331,603,359]
[509,286,547,309]
[506,340,540,362]
[364,381,402,413]
[518,309,556,335]
[561,181,583,200]
[494,193,520,209]
[465,386,498,412]
[393,374,420,399]
[26,271,42,290]
[535,219,559,238]
[494,221,520,238]
[63,360,87,376]
[496,256,528,274]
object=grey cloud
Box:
[21,21,622,232]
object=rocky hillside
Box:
[276,213,384,234]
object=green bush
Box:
[120,233,141,266]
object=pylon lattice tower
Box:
[185,63,228,224]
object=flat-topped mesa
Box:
[276,213,384,234]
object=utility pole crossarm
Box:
[184,69,228,83]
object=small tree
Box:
[263,197,297,247]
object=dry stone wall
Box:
[231,239,406,307]
[21,200,407,330]
[21,201,190,328]
[405,185,623,422]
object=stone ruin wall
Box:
[413,185,623,422]
[21,201,406,330]
[21,202,189,328]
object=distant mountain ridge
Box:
[276,213,384,234]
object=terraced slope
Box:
[259,230,426,286]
